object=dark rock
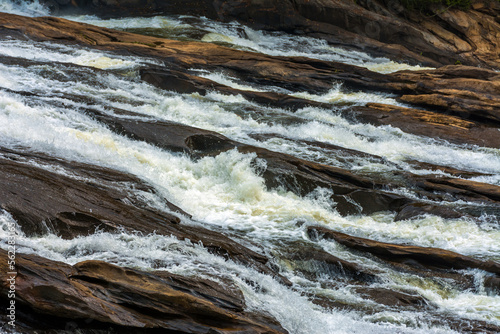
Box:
[0,250,286,333]
[484,276,500,295]
[307,226,500,275]
[395,202,463,221]
[282,243,378,283]
[354,287,432,309]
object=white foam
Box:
[0,0,49,17]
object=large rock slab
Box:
[39,0,500,69]
[0,250,285,333]
[307,226,500,275]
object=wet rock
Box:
[484,276,500,295]
[404,160,492,179]
[281,242,378,283]
[307,226,500,275]
[0,250,286,333]
[0,13,392,95]
[419,176,500,202]
[38,0,500,69]
[349,103,500,149]
[248,132,390,166]
[2,13,499,140]
[354,287,432,309]
[395,202,463,221]
[140,68,331,110]
[78,102,419,216]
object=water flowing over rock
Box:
[39,0,500,69]
[1,5,500,334]
[0,250,286,333]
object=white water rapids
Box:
[0,1,499,333]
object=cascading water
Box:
[0,1,499,333]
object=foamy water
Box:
[0,1,499,333]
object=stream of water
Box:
[1,1,499,333]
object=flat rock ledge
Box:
[0,250,286,333]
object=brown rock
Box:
[354,287,431,308]
[140,68,332,110]
[349,103,500,149]
[404,160,492,179]
[0,250,286,333]
[40,0,500,69]
[394,202,463,221]
[307,226,500,275]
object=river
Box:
[0,1,499,333]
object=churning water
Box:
[0,1,499,333]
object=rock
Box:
[1,13,499,136]
[404,160,492,179]
[38,0,500,69]
[354,287,432,309]
[307,226,500,275]
[415,175,500,203]
[0,250,286,333]
[281,242,378,283]
[349,103,500,149]
[394,202,463,221]
[75,102,420,216]
[140,68,332,110]
[484,276,500,295]
[1,11,499,222]
[249,133,390,166]
[391,66,500,126]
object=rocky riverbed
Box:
[0,1,499,333]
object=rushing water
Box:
[1,1,499,333]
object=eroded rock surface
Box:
[39,0,500,69]
[0,250,285,333]
[307,226,500,275]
